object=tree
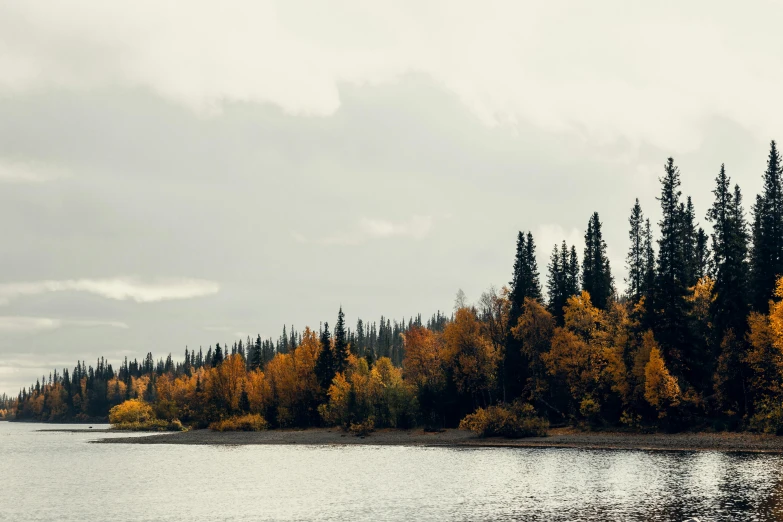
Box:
[644,345,681,417]
[626,199,646,302]
[212,343,224,367]
[333,307,349,374]
[706,165,750,340]
[505,231,542,400]
[582,212,614,310]
[315,322,334,390]
[652,158,691,378]
[751,141,783,312]
[442,308,498,406]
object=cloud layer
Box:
[2,1,782,152]
[0,278,220,305]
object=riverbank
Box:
[92,427,783,452]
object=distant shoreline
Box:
[84,427,783,453]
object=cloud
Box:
[1,1,782,152]
[0,158,67,183]
[298,215,434,246]
[0,316,128,332]
[0,277,220,305]
[359,216,433,240]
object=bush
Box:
[348,417,375,436]
[109,399,154,425]
[459,401,548,438]
[209,414,268,432]
[112,419,187,431]
[748,399,783,435]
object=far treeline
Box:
[8,142,783,436]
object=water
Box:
[2,422,783,521]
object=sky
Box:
[1,1,782,395]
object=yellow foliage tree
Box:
[644,346,681,417]
[441,307,498,404]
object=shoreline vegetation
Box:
[9,144,783,440]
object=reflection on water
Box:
[1,422,783,521]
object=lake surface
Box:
[2,422,783,521]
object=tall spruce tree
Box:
[315,322,334,390]
[582,212,614,309]
[626,199,646,302]
[333,307,349,374]
[706,164,750,338]
[505,230,542,400]
[751,140,783,311]
[652,158,692,379]
[547,241,579,324]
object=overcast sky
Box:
[1,1,782,395]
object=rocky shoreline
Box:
[90,427,783,453]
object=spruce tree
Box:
[652,158,691,378]
[315,322,334,389]
[505,230,542,400]
[211,343,224,366]
[751,140,783,311]
[582,212,614,309]
[706,165,750,338]
[333,307,349,374]
[626,199,645,302]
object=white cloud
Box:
[0,159,67,183]
[303,215,434,246]
[1,2,781,152]
[0,277,220,305]
[0,316,128,332]
[359,216,432,240]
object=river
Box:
[1,422,782,521]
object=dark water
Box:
[2,422,783,521]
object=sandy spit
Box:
[91,427,783,453]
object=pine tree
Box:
[333,307,349,374]
[626,199,646,302]
[751,140,783,311]
[315,322,334,389]
[582,212,614,309]
[547,241,578,323]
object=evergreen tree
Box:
[706,165,750,338]
[505,230,542,401]
[315,322,334,389]
[547,241,578,324]
[626,199,646,302]
[652,158,692,379]
[212,343,224,366]
[751,140,783,311]
[582,212,614,309]
[333,307,349,374]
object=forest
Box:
[8,141,783,436]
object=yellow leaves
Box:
[687,276,715,325]
[644,345,681,416]
[402,326,444,389]
[442,308,498,396]
[245,369,271,414]
[109,398,154,425]
[563,291,601,339]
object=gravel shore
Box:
[93,427,783,452]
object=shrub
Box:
[348,417,375,436]
[109,399,154,425]
[459,401,548,438]
[209,413,268,432]
[747,398,783,435]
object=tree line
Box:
[9,141,783,433]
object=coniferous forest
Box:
[9,143,783,435]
